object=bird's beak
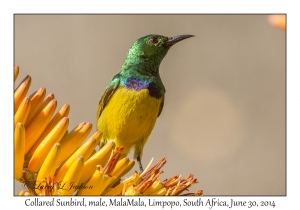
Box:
[165,34,194,46]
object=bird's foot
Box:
[137,155,144,172]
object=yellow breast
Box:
[97,86,162,154]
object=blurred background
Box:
[14,15,285,195]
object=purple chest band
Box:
[125,78,148,91]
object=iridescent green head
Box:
[122,34,194,72]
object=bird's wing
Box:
[157,96,164,117]
[97,76,120,119]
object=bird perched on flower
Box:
[97,34,194,172]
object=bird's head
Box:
[123,34,194,72]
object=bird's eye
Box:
[149,37,158,44]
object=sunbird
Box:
[97,34,194,171]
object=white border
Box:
[1,1,299,209]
